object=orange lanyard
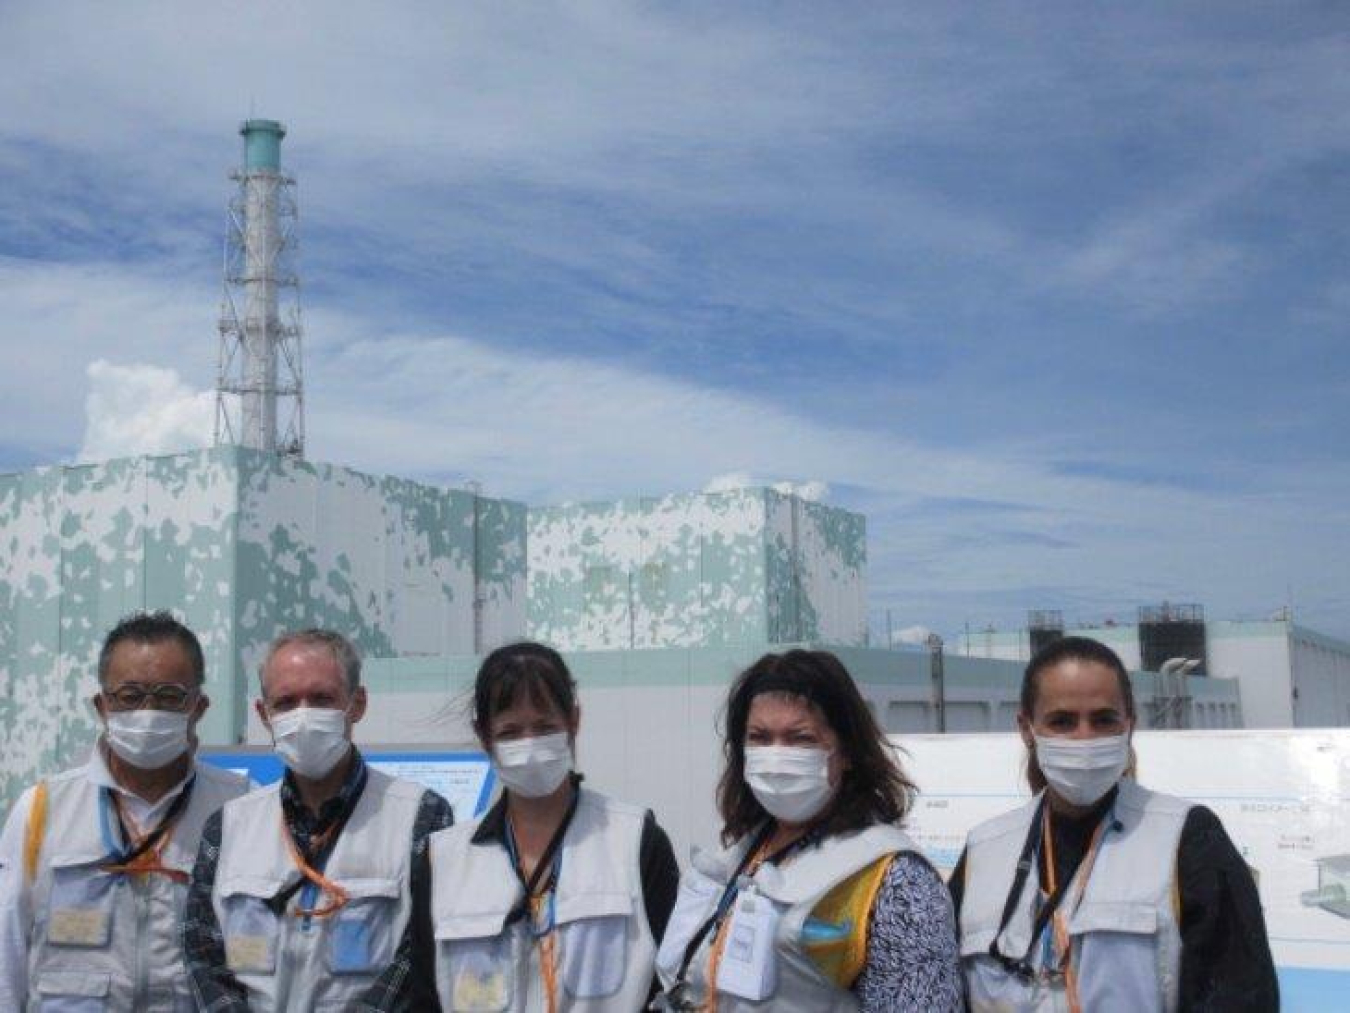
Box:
[279,810,349,918]
[1041,812,1107,1013]
[530,894,560,1013]
[510,826,563,1013]
[100,792,188,884]
[505,793,581,1013]
[705,840,777,1013]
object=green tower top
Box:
[240,119,286,171]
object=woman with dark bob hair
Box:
[949,636,1277,1012]
[653,649,962,1011]
[411,642,680,1011]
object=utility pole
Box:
[927,632,946,732]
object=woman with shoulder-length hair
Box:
[949,635,1278,1012]
[653,649,962,1011]
[411,641,680,1011]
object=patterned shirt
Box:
[855,851,964,1012]
[182,749,454,1012]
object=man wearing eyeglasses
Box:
[0,610,250,1011]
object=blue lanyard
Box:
[97,777,195,867]
[97,788,120,855]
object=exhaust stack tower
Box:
[215,119,304,457]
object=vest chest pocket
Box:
[328,877,402,975]
[560,911,629,999]
[45,862,118,949]
[220,878,283,975]
[34,969,111,1012]
[655,863,723,979]
[1069,902,1165,1013]
[438,930,515,1013]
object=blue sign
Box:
[200,749,496,820]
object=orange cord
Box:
[1042,811,1108,1013]
[704,839,778,1013]
[533,895,560,1013]
[511,820,562,1013]
[99,791,190,884]
[280,810,349,918]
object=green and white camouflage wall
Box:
[0,450,239,809]
[0,447,527,808]
[765,490,867,645]
[526,488,866,651]
[2,454,860,807]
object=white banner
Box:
[895,729,1350,1010]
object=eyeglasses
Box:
[102,683,197,712]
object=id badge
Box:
[444,933,514,1013]
[714,889,780,1001]
[48,907,111,947]
[227,934,274,974]
[451,959,510,1012]
[224,895,279,974]
[47,866,116,947]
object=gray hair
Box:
[259,628,362,696]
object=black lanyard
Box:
[672,822,817,989]
[503,781,582,931]
[987,797,1115,981]
[100,774,196,867]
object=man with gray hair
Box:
[183,628,453,1010]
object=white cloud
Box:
[894,625,933,647]
[1,6,1348,637]
[702,473,829,502]
[2,256,1348,638]
[77,360,212,462]
[0,258,216,460]
[9,4,1342,317]
[703,473,755,494]
[772,480,829,502]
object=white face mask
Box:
[744,745,834,824]
[493,732,573,798]
[1034,733,1130,806]
[269,706,351,779]
[104,709,191,770]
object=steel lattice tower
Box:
[215,119,304,457]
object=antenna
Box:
[215,119,305,457]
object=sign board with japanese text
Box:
[895,729,1350,1011]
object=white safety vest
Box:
[210,767,424,1012]
[429,787,658,1013]
[655,822,920,1013]
[958,780,1191,1013]
[25,759,249,1012]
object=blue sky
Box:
[1,2,1347,642]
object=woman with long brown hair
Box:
[653,649,961,1010]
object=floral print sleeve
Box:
[855,851,964,1012]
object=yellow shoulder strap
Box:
[23,780,48,885]
[803,852,897,988]
[1171,850,1183,923]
